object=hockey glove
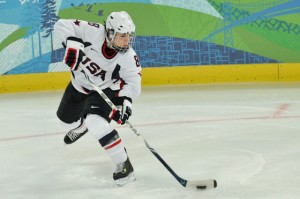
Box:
[111,98,132,125]
[63,37,84,71]
[120,99,132,125]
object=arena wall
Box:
[1,0,299,93]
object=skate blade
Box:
[115,172,136,186]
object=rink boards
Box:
[0,63,300,93]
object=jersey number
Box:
[88,22,100,28]
[134,55,141,67]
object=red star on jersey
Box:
[74,20,81,26]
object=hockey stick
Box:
[81,69,217,189]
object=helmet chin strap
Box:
[105,37,114,49]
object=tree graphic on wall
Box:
[41,0,59,52]
[21,0,43,59]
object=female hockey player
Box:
[54,11,142,186]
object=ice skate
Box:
[113,158,136,186]
[64,120,88,144]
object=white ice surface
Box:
[0,83,300,199]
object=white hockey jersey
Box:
[54,19,142,101]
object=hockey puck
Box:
[196,185,207,189]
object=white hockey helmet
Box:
[105,11,136,52]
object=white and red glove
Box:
[111,97,132,125]
[63,37,84,71]
[120,99,132,125]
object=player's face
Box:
[113,33,130,48]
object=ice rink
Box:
[1,83,300,199]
